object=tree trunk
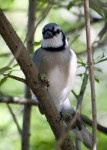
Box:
[21,0,36,150]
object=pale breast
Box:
[32,48,77,111]
[46,49,77,110]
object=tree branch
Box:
[75,22,107,57]
[22,0,37,150]
[81,114,107,134]
[0,52,11,57]
[92,23,107,54]
[0,96,37,105]
[65,18,103,36]
[0,96,107,135]
[2,74,27,84]
[84,1,97,150]
[0,9,75,150]
[76,72,88,107]
[7,104,22,136]
[74,71,88,150]
[26,1,52,43]
[55,106,81,150]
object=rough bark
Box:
[0,9,75,150]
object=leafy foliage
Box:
[0,0,107,150]
[67,0,82,10]
[89,1,106,19]
[0,0,15,9]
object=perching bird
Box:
[31,23,92,149]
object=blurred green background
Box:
[0,0,107,150]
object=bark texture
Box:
[0,9,75,150]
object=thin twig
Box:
[0,8,75,150]
[0,42,25,76]
[0,96,37,105]
[25,2,52,43]
[0,96,107,134]
[22,1,37,150]
[76,24,107,57]
[84,1,97,150]
[72,89,78,98]
[2,74,27,84]
[75,71,88,150]
[0,1,52,76]
[54,106,81,150]
[76,72,88,107]
[7,103,22,136]
[92,23,107,54]
[0,57,15,76]
[65,18,102,36]
[0,52,11,57]
[81,114,107,134]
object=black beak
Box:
[43,31,53,39]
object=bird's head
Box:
[41,23,68,51]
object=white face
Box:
[42,26,65,49]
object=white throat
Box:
[42,35,63,48]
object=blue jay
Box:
[31,23,92,149]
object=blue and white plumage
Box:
[31,23,92,149]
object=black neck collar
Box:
[41,45,65,52]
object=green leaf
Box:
[81,73,89,92]
[0,66,11,74]
[96,52,105,61]
[77,56,83,63]
[94,76,100,83]
[77,73,83,77]
[33,40,42,46]
[0,77,7,86]
[95,58,107,64]
[30,52,35,58]
[94,67,102,72]
[77,57,86,67]
[71,35,80,45]
[0,0,15,9]
[94,53,107,64]
[0,71,12,86]
[89,1,106,18]
[72,90,78,98]
[13,63,19,68]
[67,0,81,10]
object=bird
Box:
[31,23,92,149]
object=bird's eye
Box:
[56,29,60,34]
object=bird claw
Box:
[59,111,65,122]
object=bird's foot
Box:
[59,111,65,122]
